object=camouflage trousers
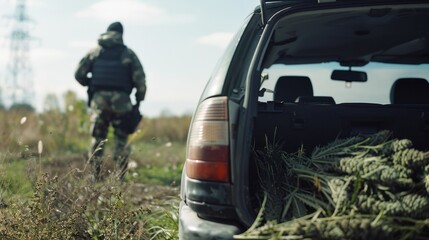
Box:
[88,91,133,181]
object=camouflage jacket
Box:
[74,31,147,102]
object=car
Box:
[179,0,429,239]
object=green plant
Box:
[144,202,179,240]
[241,131,429,239]
[0,98,188,240]
[0,167,180,239]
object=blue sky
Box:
[0,0,259,116]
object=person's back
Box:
[74,22,146,181]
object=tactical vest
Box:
[90,45,133,94]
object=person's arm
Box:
[128,49,147,103]
[74,48,99,86]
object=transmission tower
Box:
[2,0,35,108]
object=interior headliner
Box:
[262,3,429,68]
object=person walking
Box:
[74,21,146,181]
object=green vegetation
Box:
[0,169,180,239]
[128,141,185,186]
[239,131,429,239]
[0,160,34,200]
[0,93,191,239]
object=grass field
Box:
[0,105,190,239]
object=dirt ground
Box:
[40,153,180,209]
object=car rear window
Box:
[259,62,429,104]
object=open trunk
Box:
[253,101,429,154]
[249,100,429,213]
[245,2,429,214]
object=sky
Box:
[0,0,259,117]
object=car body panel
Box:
[179,1,429,239]
[179,202,241,240]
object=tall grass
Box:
[0,98,191,239]
[139,115,191,142]
[0,167,179,239]
[0,107,191,156]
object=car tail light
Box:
[186,96,230,182]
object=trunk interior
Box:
[249,100,429,211]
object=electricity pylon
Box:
[2,0,35,109]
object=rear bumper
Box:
[179,201,242,240]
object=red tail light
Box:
[186,96,230,182]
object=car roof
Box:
[258,0,429,24]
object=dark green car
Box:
[179,0,429,239]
